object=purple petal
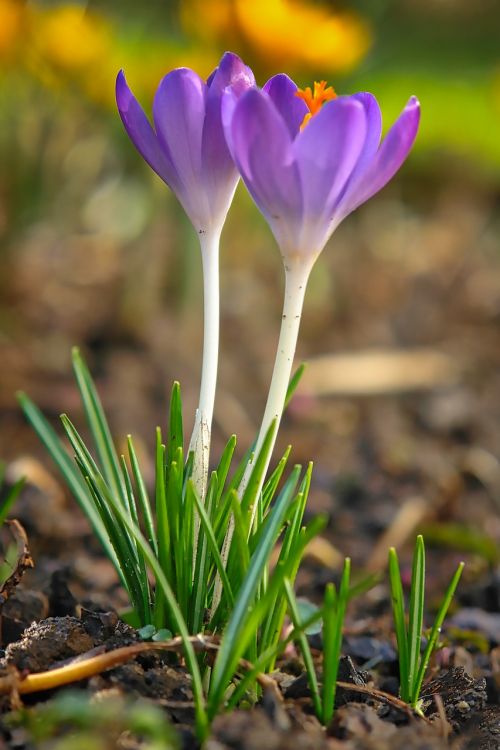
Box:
[228,87,303,249]
[209,51,255,96]
[343,93,382,184]
[115,71,177,189]
[293,97,367,226]
[339,96,420,217]
[221,88,239,161]
[201,53,254,218]
[263,74,308,140]
[152,68,208,212]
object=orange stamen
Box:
[295,80,337,129]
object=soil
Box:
[0,545,497,748]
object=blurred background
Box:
[1,0,499,575]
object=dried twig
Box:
[0,635,275,699]
[0,636,431,724]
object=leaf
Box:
[284,579,322,718]
[407,535,425,702]
[88,479,209,739]
[71,348,127,509]
[62,414,150,624]
[191,473,218,633]
[138,625,156,640]
[388,546,410,703]
[154,428,170,628]
[152,628,173,642]
[240,419,278,534]
[412,561,464,706]
[190,480,234,609]
[167,382,184,467]
[295,598,322,635]
[285,362,306,408]
[127,435,157,556]
[322,558,350,725]
[17,392,119,573]
[208,465,301,717]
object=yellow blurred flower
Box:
[1,1,219,108]
[0,0,28,63]
[181,0,371,75]
[0,0,370,110]
[32,5,111,74]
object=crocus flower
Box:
[116,51,254,235]
[222,74,420,517]
[223,74,420,267]
[116,52,254,500]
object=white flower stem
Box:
[211,258,312,615]
[188,229,221,502]
[241,259,311,511]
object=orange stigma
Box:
[295,80,337,129]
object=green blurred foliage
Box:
[8,691,179,750]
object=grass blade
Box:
[120,454,151,618]
[61,415,148,619]
[154,428,170,628]
[226,606,324,712]
[322,558,350,725]
[127,435,157,556]
[167,382,183,467]
[71,348,126,508]
[259,465,312,658]
[214,435,237,509]
[228,490,250,577]
[413,561,464,706]
[91,482,209,739]
[284,363,306,409]
[261,446,291,515]
[190,481,235,609]
[191,474,217,633]
[208,465,301,716]
[240,419,277,532]
[407,535,425,702]
[284,578,322,719]
[388,546,410,702]
[17,393,118,569]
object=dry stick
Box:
[0,637,271,697]
[0,638,430,723]
[334,681,428,721]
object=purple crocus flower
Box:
[223,74,420,265]
[116,52,255,235]
[223,74,420,525]
[116,53,255,501]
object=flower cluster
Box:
[117,51,420,500]
[21,50,448,745]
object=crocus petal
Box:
[153,68,209,223]
[339,96,420,217]
[201,53,255,220]
[220,88,239,161]
[116,71,177,189]
[210,51,255,98]
[293,96,367,240]
[227,87,303,251]
[263,74,308,140]
[343,93,382,185]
